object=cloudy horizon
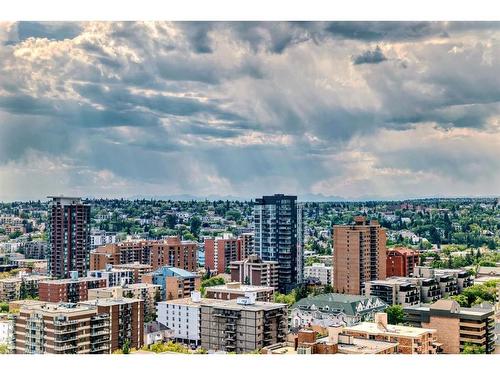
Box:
[1,21,500,201]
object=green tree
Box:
[189,216,202,237]
[462,343,485,354]
[385,305,405,325]
[122,339,131,354]
[0,302,9,312]
[0,344,9,354]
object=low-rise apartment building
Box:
[230,254,279,289]
[414,266,473,296]
[142,266,200,301]
[114,263,153,283]
[200,295,287,353]
[365,278,421,307]
[157,292,288,353]
[290,293,387,329]
[304,263,332,286]
[38,273,107,303]
[80,297,144,352]
[90,236,198,272]
[88,283,161,321]
[342,312,439,354]
[14,301,111,354]
[0,274,49,302]
[205,282,274,302]
[88,265,134,287]
[386,248,419,277]
[404,299,496,354]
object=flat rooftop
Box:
[205,284,274,293]
[158,297,286,311]
[81,297,142,307]
[344,322,435,338]
[337,338,398,354]
[40,276,105,284]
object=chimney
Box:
[191,291,201,303]
[375,312,388,330]
[327,325,343,344]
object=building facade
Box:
[47,196,91,279]
[88,265,134,287]
[38,274,107,303]
[386,248,419,277]
[230,254,279,289]
[141,266,200,301]
[80,297,144,352]
[205,282,275,302]
[204,234,240,274]
[333,216,387,295]
[238,233,255,259]
[254,194,303,293]
[290,293,387,328]
[90,237,197,273]
[14,302,111,354]
[200,296,288,353]
[304,263,332,286]
[365,278,421,307]
[404,300,495,354]
[343,313,439,354]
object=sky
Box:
[0,21,499,201]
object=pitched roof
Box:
[292,293,387,316]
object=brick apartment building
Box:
[80,297,144,352]
[38,273,106,303]
[141,266,200,301]
[230,254,279,289]
[14,302,111,354]
[204,234,240,274]
[386,248,419,277]
[343,312,439,354]
[88,283,161,321]
[333,216,387,295]
[404,299,495,354]
[90,236,197,272]
[47,196,91,279]
[238,233,255,259]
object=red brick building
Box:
[204,234,239,274]
[386,248,420,277]
[38,275,107,303]
[90,236,197,272]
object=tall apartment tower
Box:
[47,196,91,279]
[254,194,304,293]
[333,216,387,295]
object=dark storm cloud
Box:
[353,46,387,65]
[1,21,500,200]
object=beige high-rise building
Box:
[333,216,387,295]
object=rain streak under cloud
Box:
[0,21,500,201]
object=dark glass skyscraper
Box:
[47,196,91,278]
[253,194,304,293]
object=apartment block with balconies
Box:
[404,299,495,354]
[365,278,420,307]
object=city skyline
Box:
[1,21,500,201]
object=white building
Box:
[156,292,202,345]
[304,263,332,286]
[87,265,133,287]
[0,314,14,351]
[90,230,117,250]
